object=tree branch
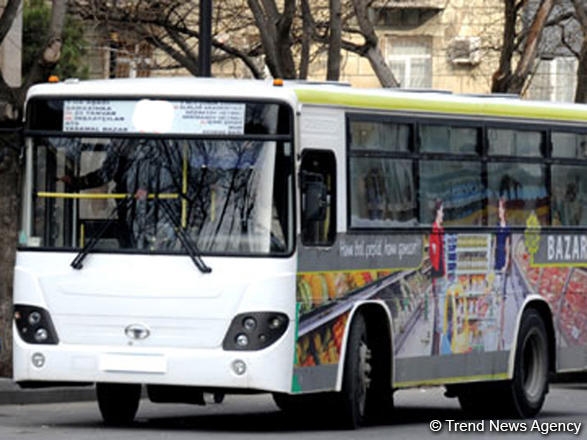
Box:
[0,0,21,44]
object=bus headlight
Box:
[28,311,42,326]
[14,305,59,345]
[222,312,289,351]
[34,328,49,343]
[243,317,257,331]
[235,333,249,347]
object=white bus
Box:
[13,77,587,427]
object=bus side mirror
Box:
[302,171,328,222]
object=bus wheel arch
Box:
[338,303,394,428]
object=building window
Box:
[385,37,432,88]
[526,57,578,102]
[109,34,153,79]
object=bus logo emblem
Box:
[125,323,151,340]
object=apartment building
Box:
[83,0,580,99]
[335,0,502,94]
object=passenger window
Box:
[300,150,336,246]
[419,160,484,226]
[551,165,587,226]
[420,125,479,154]
[349,120,410,152]
[349,157,416,227]
[552,132,587,159]
[488,128,543,157]
[488,163,548,225]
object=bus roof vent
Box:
[389,88,453,94]
[461,93,520,99]
[286,79,351,87]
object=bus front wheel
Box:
[339,312,371,429]
[96,383,141,426]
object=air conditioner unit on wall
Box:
[449,36,481,66]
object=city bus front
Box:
[13,88,297,399]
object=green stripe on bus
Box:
[294,89,587,122]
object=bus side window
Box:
[301,151,336,246]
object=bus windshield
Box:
[22,99,294,256]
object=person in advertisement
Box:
[494,196,511,349]
[429,199,446,355]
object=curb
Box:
[0,379,96,405]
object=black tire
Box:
[364,316,394,425]
[457,382,504,416]
[272,392,327,414]
[339,312,371,429]
[457,309,549,418]
[272,392,299,412]
[96,383,141,426]
[509,308,549,417]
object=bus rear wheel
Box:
[509,308,549,417]
[96,383,141,426]
[457,308,549,418]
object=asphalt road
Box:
[0,384,586,439]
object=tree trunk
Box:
[351,0,399,87]
[575,39,587,103]
[573,0,587,103]
[275,0,297,79]
[0,0,68,377]
[0,0,21,44]
[365,45,399,88]
[327,0,341,82]
[247,0,297,79]
[299,0,312,79]
[491,0,517,93]
[0,138,19,377]
[22,0,68,92]
[492,0,555,94]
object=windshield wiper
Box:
[70,197,133,270]
[71,195,212,274]
[158,198,212,274]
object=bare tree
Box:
[247,0,297,78]
[492,0,587,102]
[0,0,69,377]
[70,1,267,78]
[70,0,398,86]
[492,0,555,94]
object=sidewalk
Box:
[0,378,95,405]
